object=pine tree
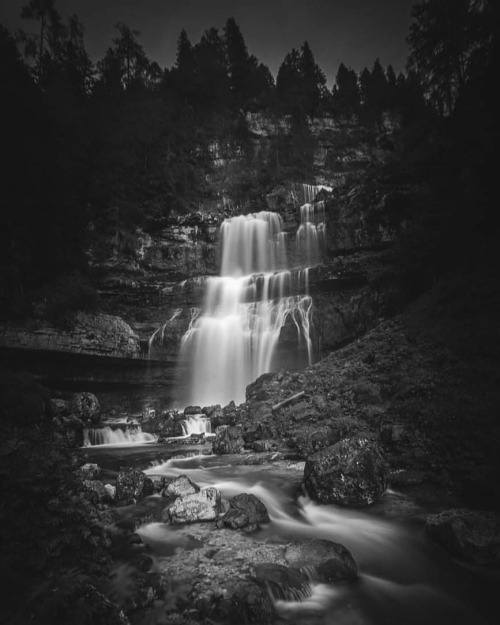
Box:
[332,62,360,115]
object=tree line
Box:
[0,0,498,318]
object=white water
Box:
[181,415,212,436]
[138,457,498,625]
[83,425,156,446]
[179,210,315,407]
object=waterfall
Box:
[178,211,315,408]
[83,425,156,446]
[181,415,212,436]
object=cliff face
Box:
[0,111,408,370]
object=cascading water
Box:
[178,210,314,408]
[83,425,156,446]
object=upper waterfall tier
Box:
[220,211,287,276]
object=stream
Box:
[83,439,499,625]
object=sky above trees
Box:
[0,0,415,86]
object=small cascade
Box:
[181,414,212,436]
[301,183,332,204]
[296,201,326,269]
[179,211,314,408]
[83,425,156,446]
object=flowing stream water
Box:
[83,187,498,622]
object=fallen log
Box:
[272,391,307,412]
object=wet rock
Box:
[254,563,310,601]
[77,462,102,480]
[218,579,274,625]
[285,538,358,582]
[425,508,500,565]
[71,392,100,422]
[184,405,202,416]
[304,435,387,506]
[212,425,244,455]
[142,412,184,438]
[220,493,270,531]
[202,404,222,419]
[163,474,200,498]
[165,487,222,524]
[116,467,155,505]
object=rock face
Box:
[116,468,154,505]
[0,312,140,358]
[212,425,245,455]
[165,487,222,524]
[425,508,500,565]
[285,539,358,582]
[304,435,387,506]
[220,493,270,531]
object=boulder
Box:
[304,435,387,506]
[212,425,244,455]
[77,462,102,480]
[165,487,222,524]
[425,508,500,565]
[220,493,270,531]
[218,580,274,625]
[254,563,310,601]
[285,539,358,582]
[184,405,202,415]
[71,392,100,422]
[163,474,200,498]
[104,483,116,502]
[116,467,154,505]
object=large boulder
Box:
[425,508,500,565]
[163,474,200,498]
[71,392,100,422]
[285,539,358,582]
[220,493,270,531]
[212,425,244,455]
[304,435,387,506]
[165,487,222,524]
[116,467,154,505]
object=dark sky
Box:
[1,0,416,86]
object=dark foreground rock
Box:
[116,467,154,505]
[212,425,244,454]
[426,508,500,565]
[254,563,310,601]
[219,493,270,531]
[285,538,358,582]
[304,435,387,506]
